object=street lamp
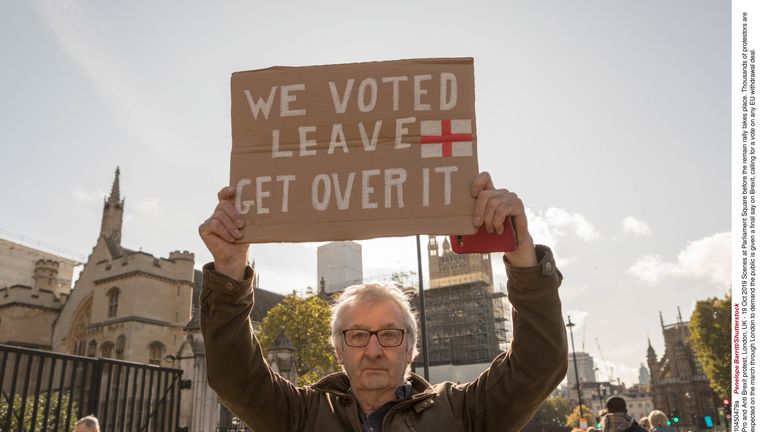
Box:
[566,316,584,421]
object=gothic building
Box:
[647,309,719,430]
[411,236,511,382]
[0,168,289,432]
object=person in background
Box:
[74,415,100,432]
[647,410,674,432]
[601,396,647,432]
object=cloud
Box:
[72,189,103,203]
[621,216,651,236]
[527,207,600,248]
[626,232,730,286]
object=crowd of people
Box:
[570,396,677,432]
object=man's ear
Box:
[335,345,344,364]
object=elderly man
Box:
[199,172,568,431]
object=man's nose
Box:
[364,335,384,357]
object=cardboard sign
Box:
[230,58,479,243]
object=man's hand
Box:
[198,186,250,280]
[471,172,537,267]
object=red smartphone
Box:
[449,217,517,254]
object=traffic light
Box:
[670,409,680,424]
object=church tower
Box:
[100,166,124,246]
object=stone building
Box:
[566,351,596,386]
[411,236,511,383]
[647,309,719,430]
[0,168,290,432]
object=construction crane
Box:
[595,337,614,383]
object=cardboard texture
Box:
[230,58,479,243]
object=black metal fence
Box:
[0,344,183,432]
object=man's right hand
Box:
[198,186,250,281]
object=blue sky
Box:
[0,0,731,386]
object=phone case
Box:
[449,217,517,253]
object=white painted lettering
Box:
[275,175,295,213]
[271,129,293,158]
[329,79,355,114]
[359,121,382,151]
[384,168,407,209]
[280,84,306,117]
[244,87,277,120]
[312,174,331,211]
[255,176,271,215]
[357,78,378,113]
[299,126,317,156]
[422,168,430,207]
[331,173,356,210]
[434,166,458,205]
[235,178,254,214]
[414,74,432,111]
[328,124,349,154]
[395,117,416,149]
[440,72,457,110]
[381,76,407,111]
[361,169,381,209]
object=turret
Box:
[100,167,124,245]
[32,259,59,297]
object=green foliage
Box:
[565,404,594,428]
[258,294,341,386]
[689,293,732,399]
[532,395,570,425]
[0,392,78,431]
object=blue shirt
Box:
[355,382,412,432]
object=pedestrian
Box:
[601,396,647,432]
[199,171,569,431]
[647,410,674,432]
[74,415,100,432]
[639,416,651,430]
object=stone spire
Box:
[108,166,121,206]
[100,167,124,247]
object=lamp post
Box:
[566,316,584,421]
[416,235,430,381]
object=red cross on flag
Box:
[419,119,473,158]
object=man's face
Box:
[336,300,412,395]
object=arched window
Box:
[100,341,115,358]
[107,287,121,318]
[116,334,126,359]
[148,341,165,365]
[87,340,97,357]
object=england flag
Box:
[419,119,473,158]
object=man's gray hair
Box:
[330,283,419,363]
[75,415,100,431]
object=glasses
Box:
[342,329,407,347]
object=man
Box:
[601,396,648,432]
[199,172,568,431]
[73,415,100,432]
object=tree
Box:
[258,293,341,386]
[689,293,731,399]
[532,395,570,425]
[0,392,78,431]
[565,405,594,428]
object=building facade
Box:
[647,310,720,430]
[317,241,363,293]
[411,236,510,383]
[566,351,597,386]
[0,168,290,432]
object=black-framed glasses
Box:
[342,329,407,347]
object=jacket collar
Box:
[311,372,433,397]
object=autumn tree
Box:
[532,395,570,425]
[257,293,341,386]
[689,293,731,399]
[565,405,594,429]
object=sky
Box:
[0,0,731,387]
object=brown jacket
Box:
[201,245,568,432]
